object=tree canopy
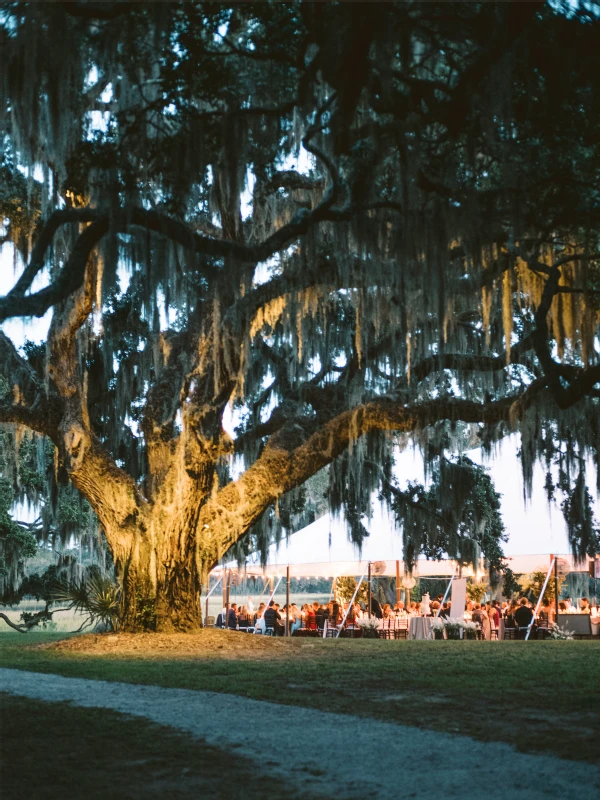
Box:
[0,1,599,629]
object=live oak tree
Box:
[1,2,599,631]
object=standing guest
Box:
[490,602,501,628]
[538,599,554,627]
[473,603,489,639]
[440,602,451,619]
[514,598,534,637]
[227,603,238,630]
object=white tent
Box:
[211,512,585,579]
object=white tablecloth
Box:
[409,617,434,640]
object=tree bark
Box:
[118,534,202,633]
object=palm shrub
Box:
[49,569,120,632]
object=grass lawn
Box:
[0,693,321,800]
[1,630,599,763]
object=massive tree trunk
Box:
[118,530,203,632]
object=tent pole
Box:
[204,574,223,626]
[336,572,366,638]
[436,564,456,617]
[285,565,290,637]
[395,560,401,606]
[225,569,231,628]
[368,562,372,617]
[553,554,559,622]
[525,557,555,641]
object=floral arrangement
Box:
[548,623,574,640]
[444,617,464,639]
[461,620,479,640]
[356,616,380,638]
[431,617,445,639]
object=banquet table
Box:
[409,617,434,640]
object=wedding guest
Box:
[394,601,407,616]
[329,601,341,626]
[490,602,501,627]
[305,604,317,630]
[514,598,534,637]
[315,604,327,629]
[264,600,283,635]
[227,603,238,630]
[580,597,591,613]
[538,599,554,627]
[237,605,250,629]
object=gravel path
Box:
[2,668,598,799]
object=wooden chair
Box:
[394,619,409,640]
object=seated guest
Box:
[263,600,283,635]
[370,596,383,619]
[558,601,567,612]
[227,603,238,630]
[215,608,226,628]
[329,601,341,627]
[514,598,534,636]
[430,601,440,616]
[382,603,392,619]
[580,597,591,613]
[440,602,451,619]
[305,605,317,630]
[315,604,327,629]
[394,601,407,616]
[237,605,250,629]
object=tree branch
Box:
[197,389,538,570]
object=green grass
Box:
[0,693,322,800]
[2,632,599,763]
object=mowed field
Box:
[1,630,599,767]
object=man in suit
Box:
[227,603,238,630]
[514,598,534,638]
[263,600,283,635]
